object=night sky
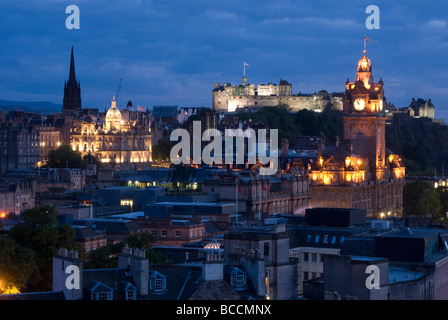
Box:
[1,0,447,119]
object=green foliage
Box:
[8,206,82,292]
[401,144,429,174]
[83,154,102,168]
[47,145,88,169]
[403,181,444,220]
[152,139,175,162]
[0,236,39,294]
[416,188,443,220]
[83,242,124,269]
[83,231,167,269]
[403,180,430,216]
[438,188,448,220]
[236,107,343,143]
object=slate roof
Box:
[73,219,148,234]
[82,268,138,300]
[74,226,106,240]
[144,265,203,300]
[188,280,241,300]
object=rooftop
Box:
[389,267,426,283]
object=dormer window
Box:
[229,267,247,291]
[96,292,113,300]
[87,280,114,300]
[149,271,166,294]
[126,290,136,300]
[120,281,137,300]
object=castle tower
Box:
[63,46,82,111]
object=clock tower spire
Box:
[342,41,387,178]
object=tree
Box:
[83,242,124,269]
[438,188,448,221]
[0,236,38,294]
[416,188,443,220]
[47,145,87,169]
[403,180,430,216]
[152,139,175,162]
[83,154,102,168]
[83,231,167,269]
[8,206,82,292]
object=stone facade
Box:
[0,123,39,174]
[203,170,310,219]
[309,49,405,218]
[224,224,298,300]
[212,77,343,113]
[70,97,152,170]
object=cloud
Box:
[261,16,359,29]
[425,19,447,29]
[204,10,238,21]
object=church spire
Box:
[63,46,82,111]
[68,46,76,83]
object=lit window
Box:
[126,290,136,300]
[306,234,312,243]
[315,235,320,243]
[95,292,112,300]
[152,279,165,292]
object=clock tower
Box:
[342,49,387,180]
[309,44,405,218]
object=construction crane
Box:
[115,78,122,101]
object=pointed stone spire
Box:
[63,46,82,111]
[68,46,76,83]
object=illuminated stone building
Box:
[70,97,152,170]
[203,169,310,219]
[37,124,61,164]
[309,48,405,218]
[212,77,343,113]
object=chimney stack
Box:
[203,251,224,281]
[53,247,83,300]
[118,245,149,296]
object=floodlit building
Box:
[212,77,343,113]
[309,48,405,218]
[70,97,152,170]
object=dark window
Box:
[264,242,270,256]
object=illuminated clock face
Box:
[354,99,365,111]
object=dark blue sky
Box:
[1,1,447,119]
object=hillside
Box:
[386,114,448,175]
[0,100,62,115]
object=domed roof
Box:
[106,96,121,119]
[357,51,372,72]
